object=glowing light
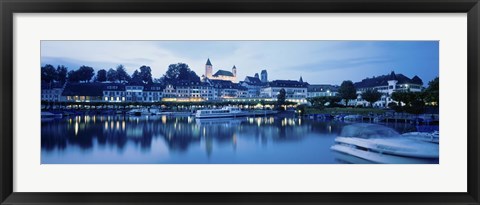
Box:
[104,121,108,130]
[74,121,79,136]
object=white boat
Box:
[343,115,363,121]
[331,123,439,163]
[402,131,439,144]
[41,111,62,118]
[127,108,150,116]
[195,106,248,118]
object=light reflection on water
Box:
[41,115,435,164]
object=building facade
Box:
[204,58,238,83]
[261,80,308,103]
[307,84,339,98]
[354,71,424,107]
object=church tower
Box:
[232,65,237,82]
[205,58,213,78]
[261,70,268,83]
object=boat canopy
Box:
[340,123,400,139]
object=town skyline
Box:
[41,41,439,85]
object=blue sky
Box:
[41,41,439,85]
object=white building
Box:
[41,82,65,102]
[354,71,424,107]
[260,80,308,103]
[307,84,339,98]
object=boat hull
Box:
[331,144,437,164]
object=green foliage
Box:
[424,77,439,106]
[307,96,342,109]
[391,91,426,114]
[56,65,68,84]
[139,65,153,84]
[338,80,357,106]
[41,64,57,83]
[361,89,382,107]
[96,69,107,82]
[76,65,95,82]
[130,70,142,84]
[106,68,118,82]
[160,63,200,85]
[277,88,286,106]
[116,65,131,83]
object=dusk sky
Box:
[41,41,439,85]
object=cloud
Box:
[40,41,439,85]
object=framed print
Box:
[1,0,479,204]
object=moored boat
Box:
[402,131,439,143]
[41,111,62,118]
[331,123,439,163]
[195,106,248,118]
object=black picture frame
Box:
[1,0,479,204]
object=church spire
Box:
[299,76,303,83]
[206,58,212,66]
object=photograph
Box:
[40,40,439,164]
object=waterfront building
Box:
[240,75,267,98]
[162,81,215,102]
[204,58,238,83]
[209,79,248,99]
[62,83,105,102]
[125,83,144,102]
[307,84,339,98]
[103,83,126,102]
[260,80,308,103]
[354,71,424,107]
[41,82,65,102]
[143,83,165,102]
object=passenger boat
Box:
[195,106,248,118]
[331,123,439,163]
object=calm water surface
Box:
[41,114,435,164]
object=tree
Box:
[96,69,107,82]
[130,70,142,84]
[391,91,426,114]
[67,70,80,83]
[361,89,382,107]
[277,88,286,109]
[116,65,131,83]
[308,96,342,109]
[338,80,357,106]
[160,63,200,84]
[56,65,68,85]
[139,65,153,84]
[107,68,118,82]
[76,65,95,82]
[424,77,439,106]
[41,64,57,83]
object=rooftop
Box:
[268,80,308,88]
[354,71,423,89]
[213,70,234,77]
[307,84,339,92]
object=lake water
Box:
[41,114,438,164]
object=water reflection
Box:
[41,115,433,164]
